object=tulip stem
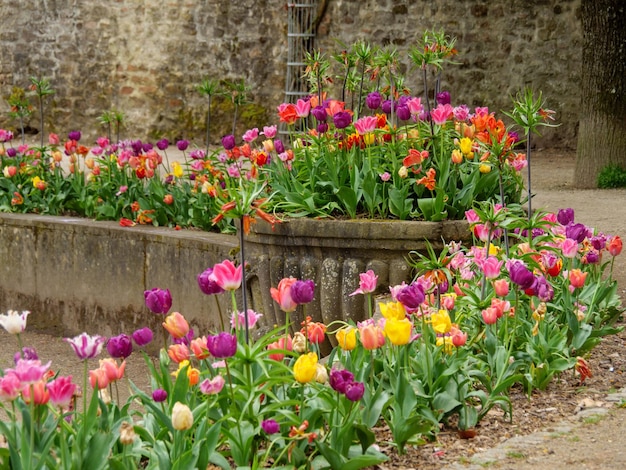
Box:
[239,217,250,345]
[29,383,35,470]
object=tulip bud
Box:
[171,402,194,431]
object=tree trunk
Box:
[575,0,626,188]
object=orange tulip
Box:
[162,312,190,339]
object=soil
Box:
[2,149,626,469]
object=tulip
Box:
[206,332,237,358]
[230,309,263,330]
[67,130,81,141]
[450,326,468,347]
[565,223,588,243]
[345,381,365,402]
[262,419,280,434]
[482,307,499,325]
[358,322,385,350]
[197,267,225,295]
[144,288,172,315]
[212,260,243,291]
[9,359,51,385]
[99,358,126,382]
[384,317,412,346]
[430,309,452,335]
[0,309,29,335]
[46,375,76,408]
[333,111,352,129]
[267,336,292,361]
[200,375,225,395]
[349,270,378,296]
[315,363,329,384]
[335,327,357,351]
[89,368,110,390]
[152,388,167,402]
[493,279,509,297]
[119,421,137,445]
[436,90,451,106]
[535,276,555,302]
[172,402,194,430]
[608,235,623,256]
[293,352,318,384]
[306,321,327,344]
[569,269,588,289]
[172,360,200,386]
[176,140,189,151]
[270,277,298,312]
[366,91,382,110]
[106,334,133,359]
[507,260,536,290]
[290,279,315,304]
[557,208,575,226]
[14,347,38,363]
[274,139,285,154]
[65,333,106,360]
[329,369,354,394]
[292,332,307,353]
[132,327,153,346]
[167,343,190,363]
[395,283,425,311]
[156,138,169,150]
[162,312,190,339]
[22,380,50,405]
[190,336,210,359]
[0,372,22,401]
[478,256,503,279]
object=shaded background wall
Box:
[0,0,580,148]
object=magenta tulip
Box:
[211,260,243,291]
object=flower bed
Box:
[0,203,623,468]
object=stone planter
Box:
[0,213,469,345]
[243,218,470,337]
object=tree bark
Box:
[575,0,626,188]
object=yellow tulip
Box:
[459,137,473,155]
[379,301,407,321]
[430,309,452,335]
[293,352,318,384]
[436,336,454,354]
[479,163,492,174]
[384,317,412,346]
[172,161,184,178]
[335,327,357,351]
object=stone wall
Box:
[0,0,580,147]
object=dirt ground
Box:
[1,149,626,469]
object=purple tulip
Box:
[176,140,189,151]
[557,208,575,226]
[396,105,411,121]
[590,235,607,251]
[221,134,236,150]
[333,111,352,129]
[274,139,285,154]
[311,105,328,122]
[156,139,169,150]
[565,223,588,243]
[345,381,365,402]
[436,91,451,106]
[291,279,315,304]
[197,268,225,295]
[381,99,393,115]
[366,91,382,110]
[144,288,172,314]
[261,419,280,434]
[396,283,425,311]
[152,388,168,402]
[329,369,354,394]
[507,260,536,290]
[131,140,143,154]
[106,333,133,359]
[132,327,154,346]
[585,250,600,264]
[6,148,17,158]
[206,332,237,358]
[67,130,81,141]
[14,347,38,364]
[535,276,554,302]
[317,122,329,134]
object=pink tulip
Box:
[295,99,311,118]
[9,359,51,385]
[481,307,499,325]
[231,309,263,329]
[89,368,110,390]
[430,103,454,125]
[0,372,22,401]
[270,277,298,313]
[493,279,510,297]
[200,375,225,395]
[561,238,579,258]
[353,116,378,135]
[349,270,378,296]
[47,375,77,408]
[267,336,293,361]
[99,358,126,382]
[211,260,243,291]
[478,256,503,279]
